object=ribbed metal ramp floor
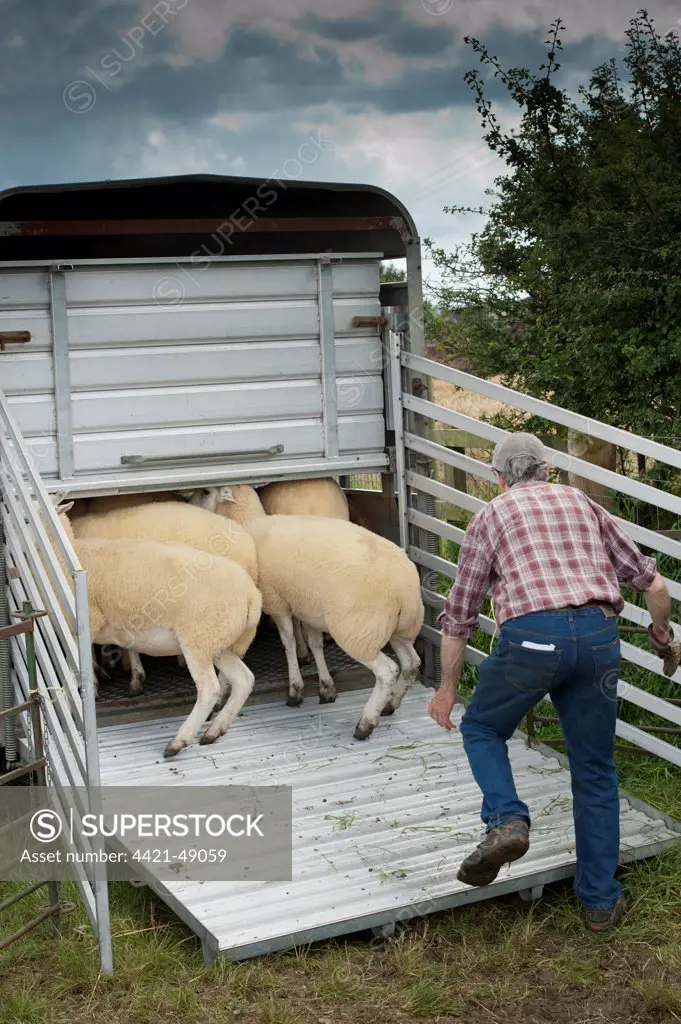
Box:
[97,684,681,963]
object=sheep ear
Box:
[57,500,74,515]
[217,486,235,503]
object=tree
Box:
[426,10,681,453]
[380,262,407,282]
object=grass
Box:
[2,839,681,1024]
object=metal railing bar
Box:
[0,881,47,913]
[402,353,681,473]
[405,432,498,482]
[0,757,48,785]
[408,507,466,546]
[7,567,84,730]
[3,510,79,667]
[615,719,681,767]
[403,394,681,521]
[0,465,77,627]
[616,684,681,725]
[0,393,80,575]
[10,639,88,790]
[406,469,486,517]
[0,619,33,642]
[409,545,457,580]
[0,903,63,952]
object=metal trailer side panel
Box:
[0,255,388,489]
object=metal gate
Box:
[0,391,112,972]
[388,334,681,766]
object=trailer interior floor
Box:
[97,684,681,964]
[94,624,364,722]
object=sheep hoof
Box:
[381,704,396,717]
[286,694,303,708]
[353,719,375,740]
[199,731,220,745]
[163,739,187,758]
[319,693,336,705]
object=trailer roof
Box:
[0,173,417,262]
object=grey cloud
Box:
[0,0,663,192]
[300,0,456,56]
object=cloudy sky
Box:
[1,0,679,283]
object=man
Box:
[428,433,678,933]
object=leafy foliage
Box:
[426,10,681,445]
[379,262,407,282]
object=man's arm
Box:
[429,511,495,729]
[587,496,674,651]
[588,498,658,589]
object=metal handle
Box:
[0,331,31,350]
[352,316,386,328]
[120,445,284,468]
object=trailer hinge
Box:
[386,446,397,473]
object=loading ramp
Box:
[96,683,681,965]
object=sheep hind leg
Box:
[306,627,336,704]
[353,652,400,741]
[128,650,146,696]
[272,614,306,707]
[201,653,255,745]
[294,618,311,663]
[381,638,421,716]
[164,648,221,758]
[209,672,232,718]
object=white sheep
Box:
[70,501,258,695]
[52,506,262,757]
[258,477,349,519]
[257,478,349,661]
[78,491,186,516]
[193,484,424,740]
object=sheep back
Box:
[70,501,259,584]
[258,478,349,519]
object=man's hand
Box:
[428,686,458,730]
[647,623,681,678]
[428,634,469,731]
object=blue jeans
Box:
[459,607,621,909]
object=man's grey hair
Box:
[498,454,549,487]
[491,432,549,488]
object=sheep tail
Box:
[396,582,425,641]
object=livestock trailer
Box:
[1,174,680,973]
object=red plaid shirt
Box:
[438,482,658,640]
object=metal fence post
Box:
[74,570,113,976]
[0,511,18,764]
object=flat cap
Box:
[491,432,547,474]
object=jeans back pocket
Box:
[506,640,564,693]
